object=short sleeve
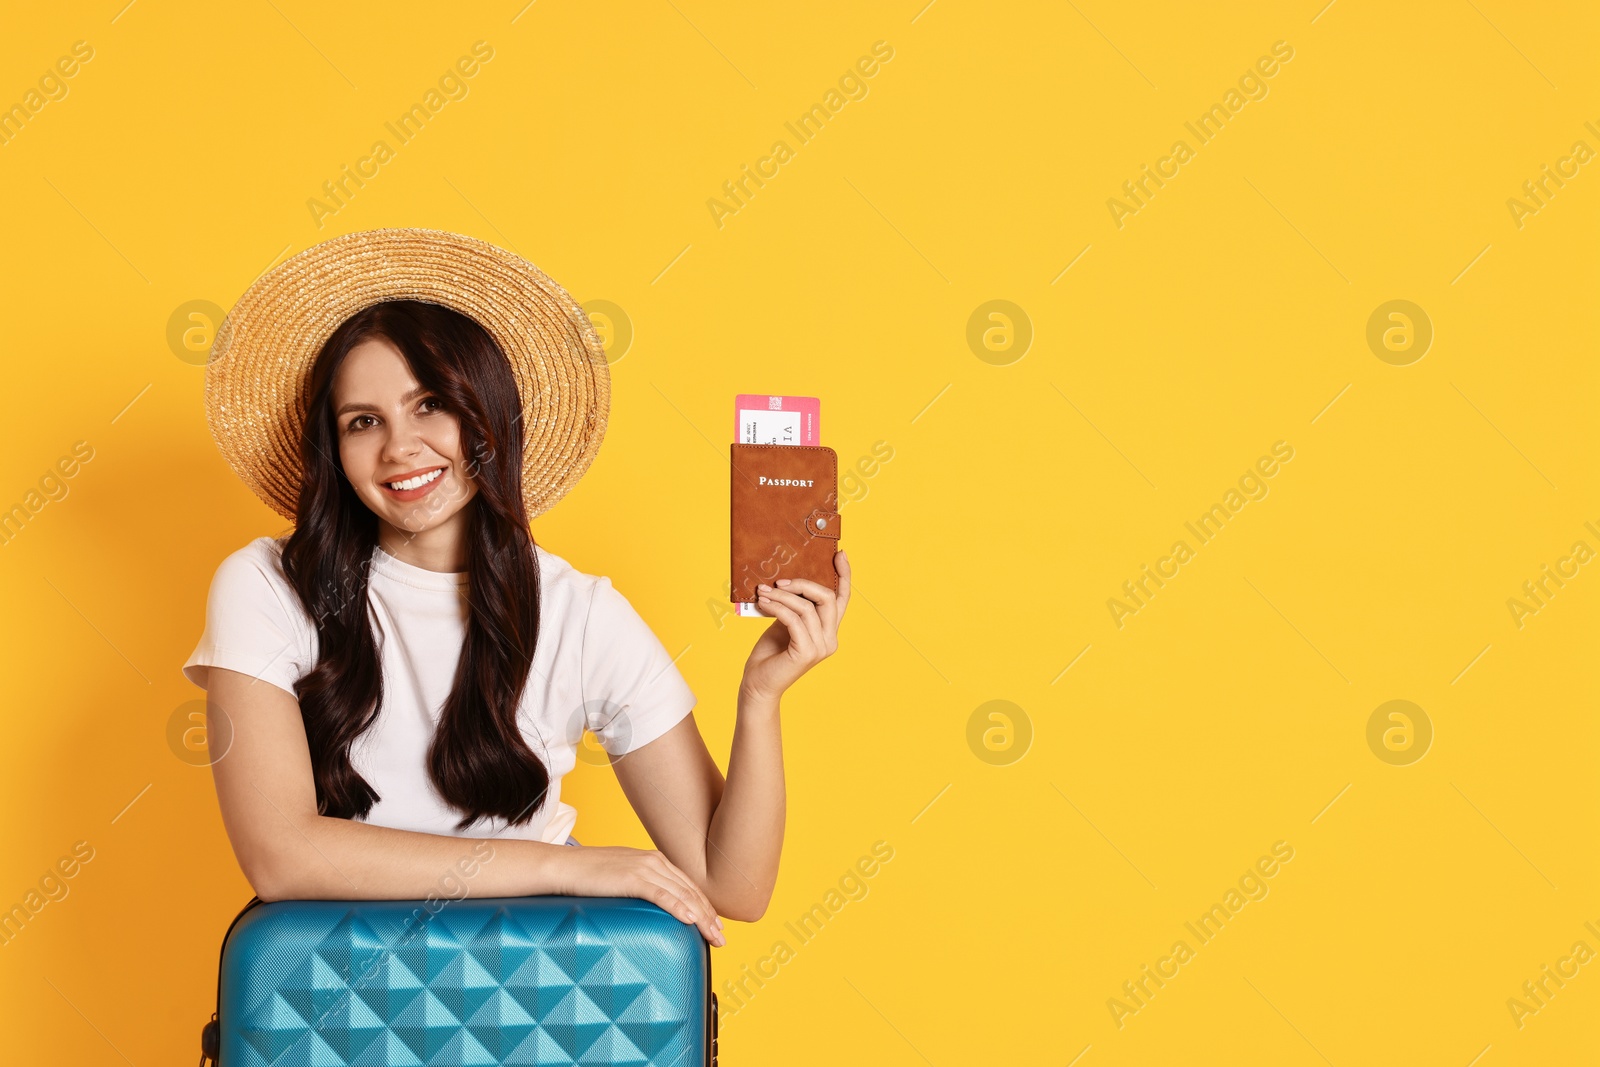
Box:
[182,540,316,698]
[580,575,697,756]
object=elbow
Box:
[717,891,773,924]
[236,816,328,902]
[240,845,302,903]
[244,862,290,903]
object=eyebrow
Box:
[335,385,430,418]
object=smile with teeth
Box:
[385,467,445,491]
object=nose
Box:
[380,423,424,466]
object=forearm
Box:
[704,685,785,920]
[256,814,572,902]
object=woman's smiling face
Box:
[331,336,478,534]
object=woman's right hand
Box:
[554,845,726,947]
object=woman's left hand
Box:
[741,549,850,702]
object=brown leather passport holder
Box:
[730,442,841,603]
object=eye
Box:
[420,397,445,413]
[346,414,376,433]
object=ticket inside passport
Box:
[734,394,820,615]
[735,393,820,446]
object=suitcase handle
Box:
[710,990,719,1066]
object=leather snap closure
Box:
[805,508,841,539]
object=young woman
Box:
[183,235,848,953]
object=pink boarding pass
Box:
[734,393,821,615]
[734,393,820,446]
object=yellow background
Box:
[1,1,1595,1063]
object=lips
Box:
[381,465,448,500]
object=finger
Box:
[661,858,724,940]
[652,876,723,940]
[641,875,700,926]
[639,863,699,921]
[834,548,851,613]
[654,855,715,921]
[756,591,818,657]
[681,884,725,946]
[653,857,725,944]
[770,576,834,601]
[643,876,720,940]
[761,585,825,653]
[771,576,838,630]
[758,584,819,623]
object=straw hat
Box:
[203,227,610,524]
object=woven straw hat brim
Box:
[204,227,610,524]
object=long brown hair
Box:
[279,299,550,831]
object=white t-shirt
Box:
[182,535,695,846]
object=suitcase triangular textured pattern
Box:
[219,896,709,1066]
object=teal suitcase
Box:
[198,895,718,1066]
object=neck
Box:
[378,513,469,574]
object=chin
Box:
[394,486,476,533]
